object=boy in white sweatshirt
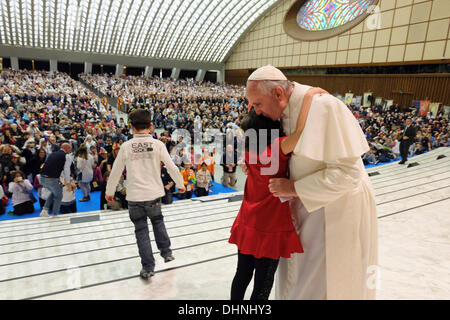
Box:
[106,109,186,279]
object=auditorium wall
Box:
[225,0,450,104]
[226,0,450,69]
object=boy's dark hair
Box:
[240,107,285,154]
[129,109,152,131]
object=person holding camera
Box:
[106,109,186,279]
[8,170,35,215]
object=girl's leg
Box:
[231,251,255,300]
[250,257,279,300]
[86,182,91,198]
[80,182,89,198]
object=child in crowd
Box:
[91,162,103,192]
[60,175,77,214]
[178,162,195,199]
[199,150,215,182]
[195,162,211,197]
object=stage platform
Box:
[0,147,449,300]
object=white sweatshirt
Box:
[106,133,184,202]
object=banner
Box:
[444,106,450,117]
[412,100,421,113]
[355,96,362,106]
[419,100,430,116]
[344,93,354,105]
[375,97,383,105]
[386,100,394,110]
[429,102,440,116]
[363,93,372,107]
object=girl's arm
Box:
[281,87,329,155]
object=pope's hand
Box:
[105,195,115,202]
[268,178,298,198]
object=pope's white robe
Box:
[275,82,378,300]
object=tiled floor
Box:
[0,148,449,300]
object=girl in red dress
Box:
[229,87,325,300]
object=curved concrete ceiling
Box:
[0,0,281,64]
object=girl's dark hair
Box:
[240,108,285,154]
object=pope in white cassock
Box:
[242,65,378,300]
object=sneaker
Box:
[164,255,175,263]
[40,209,50,217]
[139,269,155,279]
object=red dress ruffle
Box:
[228,137,303,260]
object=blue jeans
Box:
[79,182,91,198]
[128,199,172,271]
[40,176,63,215]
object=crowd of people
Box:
[80,74,247,137]
[0,69,243,216]
[349,103,449,165]
[0,67,448,216]
[0,69,126,215]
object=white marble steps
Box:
[0,147,448,300]
[366,147,449,174]
[0,200,239,236]
[2,178,446,268]
[0,199,231,228]
[38,198,450,300]
[0,202,242,254]
[376,198,450,300]
[0,229,235,300]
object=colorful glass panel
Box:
[297,0,376,31]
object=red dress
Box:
[228,137,304,260]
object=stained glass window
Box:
[297,0,376,31]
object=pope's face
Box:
[245,82,284,121]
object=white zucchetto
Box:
[247,65,288,81]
